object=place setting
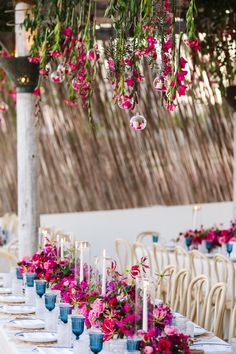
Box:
[0,0,236,353]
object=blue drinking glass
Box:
[185,236,192,251]
[35,279,47,298]
[226,243,233,257]
[16,266,23,280]
[25,273,36,287]
[89,331,104,354]
[59,303,72,324]
[127,338,140,352]
[206,240,213,254]
[44,293,57,311]
[152,234,159,243]
[71,315,85,340]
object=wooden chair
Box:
[6,239,19,259]
[189,250,211,282]
[131,242,153,277]
[186,275,209,326]
[136,231,160,244]
[0,249,18,272]
[153,243,171,273]
[213,254,235,309]
[229,302,236,341]
[202,282,227,338]
[114,239,131,274]
[174,246,189,271]
[171,268,190,315]
[155,265,176,305]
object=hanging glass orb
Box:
[153,77,166,92]
[72,78,80,91]
[50,71,65,83]
[130,114,147,131]
[0,101,9,112]
[118,95,134,110]
[57,63,66,74]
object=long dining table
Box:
[0,305,233,354]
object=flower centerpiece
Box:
[18,241,74,284]
[179,221,236,251]
[18,240,192,353]
[140,325,192,354]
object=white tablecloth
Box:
[0,314,232,354]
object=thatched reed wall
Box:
[0,65,233,214]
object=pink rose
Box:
[63,27,73,37]
[125,78,135,87]
[144,346,154,354]
[164,325,179,335]
[91,298,105,316]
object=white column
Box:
[233,111,236,220]
[15,1,39,258]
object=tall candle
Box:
[192,205,200,230]
[101,249,106,295]
[79,245,84,284]
[142,281,148,332]
[60,239,64,260]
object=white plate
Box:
[194,327,207,336]
[15,331,57,343]
[1,305,35,315]
[9,318,45,330]
[0,288,12,295]
[0,295,25,303]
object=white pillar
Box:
[233,111,236,220]
[15,1,39,258]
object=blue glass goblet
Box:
[152,234,159,243]
[25,273,36,287]
[71,315,85,340]
[185,236,192,251]
[226,243,233,257]
[16,266,23,280]
[59,303,72,324]
[89,331,104,354]
[35,279,47,298]
[127,338,141,352]
[206,240,213,254]
[44,293,57,311]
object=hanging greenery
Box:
[19,0,235,129]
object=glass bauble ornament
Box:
[72,78,80,91]
[50,71,65,83]
[57,63,66,75]
[118,95,134,110]
[153,77,166,92]
[130,114,147,130]
[0,101,9,112]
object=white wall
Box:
[40,201,234,258]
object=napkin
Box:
[192,345,231,353]
[12,319,44,327]
[37,348,72,354]
[23,332,56,341]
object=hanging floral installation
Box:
[21,0,196,128]
[0,0,232,130]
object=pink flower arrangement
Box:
[140,326,192,354]
[179,222,236,250]
[18,241,74,284]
